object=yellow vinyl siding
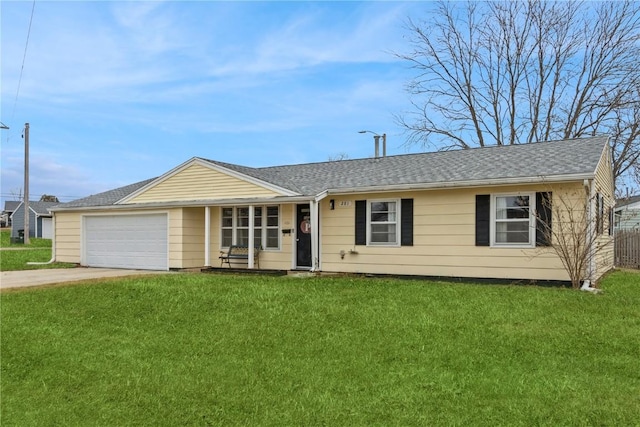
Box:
[173,207,205,269]
[53,211,82,263]
[320,185,578,282]
[593,146,615,280]
[126,163,281,204]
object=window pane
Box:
[236,229,249,246]
[267,206,279,227]
[370,224,397,243]
[371,201,396,222]
[222,229,233,247]
[253,207,262,226]
[266,229,278,249]
[222,217,233,227]
[495,221,529,243]
[496,196,529,219]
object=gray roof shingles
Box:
[54,136,608,209]
[29,201,60,215]
[55,178,158,209]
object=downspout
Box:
[310,192,328,272]
[581,179,598,292]
[27,212,56,265]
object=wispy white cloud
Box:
[1,1,426,202]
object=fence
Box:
[615,230,640,269]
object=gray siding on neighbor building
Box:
[10,202,57,238]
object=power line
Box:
[10,0,36,123]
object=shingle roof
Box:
[54,136,608,209]
[55,178,158,209]
[3,201,20,212]
[6,201,59,216]
[205,136,608,195]
[29,201,59,215]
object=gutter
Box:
[49,195,315,213]
[323,173,596,196]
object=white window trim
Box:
[220,205,281,251]
[366,198,401,247]
[490,192,536,248]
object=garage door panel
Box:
[84,214,168,270]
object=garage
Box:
[83,213,168,270]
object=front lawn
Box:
[0,230,76,271]
[2,271,639,426]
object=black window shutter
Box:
[608,207,614,236]
[401,199,414,246]
[536,192,552,246]
[355,200,366,245]
[475,195,490,246]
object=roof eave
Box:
[49,195,316,212]
[325,173,596,196]
[50,173,595,212]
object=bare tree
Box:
[10,188,23,201]
[397,0,640,187]
[328,153,350,161]
[535,187,613,290]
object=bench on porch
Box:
[219,245,261,268]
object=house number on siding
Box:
[338,201,352,208]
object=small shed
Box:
[10,201,58,239]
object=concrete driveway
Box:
[1,268,172,290]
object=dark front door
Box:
[296,204,312,268]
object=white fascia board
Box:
[116,157,300,205]
[9,202,24,219]
[324,173,595,196]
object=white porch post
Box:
[204,206,211,267]
[248,205,255,269]
[310,200,319,271]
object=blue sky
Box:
[1,1,429,205]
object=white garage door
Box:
[41,217,53,239]
[84,214,168,270]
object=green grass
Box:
[2,271,639,426]
[0,230,76,271]
[0,229,51,248]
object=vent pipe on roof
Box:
[358,131,387,158]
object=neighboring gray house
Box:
[2,201,20,228]
[615,195,640,231]
[10,201,58,239]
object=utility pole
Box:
[23,123,30,245]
